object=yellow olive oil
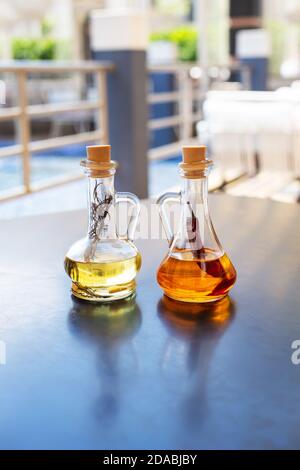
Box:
[65,253,141,302]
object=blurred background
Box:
[1,0,300,218]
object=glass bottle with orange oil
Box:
[156,145,236,303]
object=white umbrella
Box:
[9,0,53,40]
[285,2,300,23]
[9,0,52,20]
[0,2,18,28]
[0,2,18,59]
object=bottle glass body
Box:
[157,177,236,303]
[65,175,141,302]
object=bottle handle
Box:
[157,192,181,245]
[115,192,140,241]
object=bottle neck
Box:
[87,175,117,240]
[178,176,211,255]
[182,177,208,207]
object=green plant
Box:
[12,37,57,61]
[41,18,54,37]
[12,38,39,60]
[151,26,198,62]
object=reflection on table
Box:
[157,295,235,429]
[68,295,141,425]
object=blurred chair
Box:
[198,91,300,203]
[198,92,257,185]
[227,101,293,199]
[272,100,300,203]
[48,89,91,137]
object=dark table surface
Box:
[0,194,300,450]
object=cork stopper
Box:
[86,145,111,163]
[179,145,212,178]
[81,144,118,177]
[182,145,206,164]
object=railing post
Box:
[179,69,193,142]
[90,10,149,198]
[17,70,31,193]
[96,70,109,144]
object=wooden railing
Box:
[0,61,249,202]
[147,63,203,161]
[147,62,252,162]
[0,61,114,201]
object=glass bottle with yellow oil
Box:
[65,145,141,302]
[157,145,236,303]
